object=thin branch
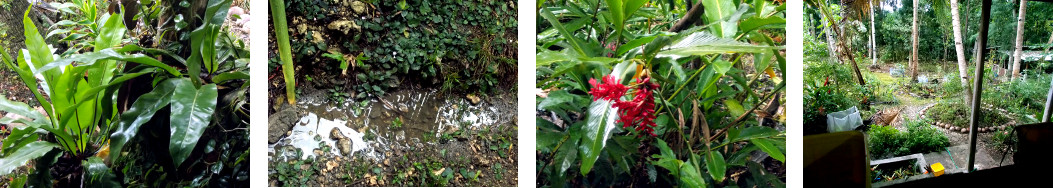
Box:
[709,81,784,142]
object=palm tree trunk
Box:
[1011,0,1028,80]
[952,0,968,84]
[824,15,840,63]
[911,0,920,82]
[951,0,974,103]
[871,0,877,65]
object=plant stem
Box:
[271,0,296,104]
[709,81,784,142]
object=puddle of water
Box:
[269,89,513,162]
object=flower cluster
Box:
[588,75,660,136]
[588,75,628,101]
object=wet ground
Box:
[268,89,518,187]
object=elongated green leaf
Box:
[0,95,46,121]
[739,16,785,34]
[751,138,785,162]
[615,35,658,57]
[108,79,181,162]
[193,0,232,74]
[0,142,57,175]
[727,145,760,167]
[11,51,56,128]
[212,71,249,83]
[23,6,54,70]
[727,126,781,143]
[88,12,127,94]
[169,83,218,167]
[540,8,591,57]
[115,45,188,69]
[35,49,181,76]
[578,62,631,175]
[706,150,727,183]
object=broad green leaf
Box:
[705,150,727,183]
[169,82,218,167]
[680,156,706,187]
[538,90,582,111]
[657,32,776,59]
[35,49,182,77]
[579,62,631,175]
[108,79,181,162]
[713,59,733,76]
[536,49,575,67]
[536,119,563,152]
[724,99,745,118]
[94,13,126,51]
[751,138,785,162]
[1,125,40,156]
[82,157,119,188]
[651,139,682,176]
[579,98,617,175]
[754,52,773,74]
[554,125,580,175]
[702,0,736,38]
[0,142,57,175]
[88,12,127,94]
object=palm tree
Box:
[1011,0,1028,80]
[809,0,866,85]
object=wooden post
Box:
[968,0,992,173]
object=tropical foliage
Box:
[0,0,249,186]
[537,0,786,186]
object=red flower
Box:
[588,74,660,136]
[613,77,660,136]
[588,75,629,102]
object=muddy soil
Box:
[268,88,517,187]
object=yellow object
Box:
[931,163,945,177]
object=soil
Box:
[268,88,518,187]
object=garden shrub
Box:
[284,0,517,98]
[867,118,950,158]
[929,101,1009,128]
[940,72,964,96]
